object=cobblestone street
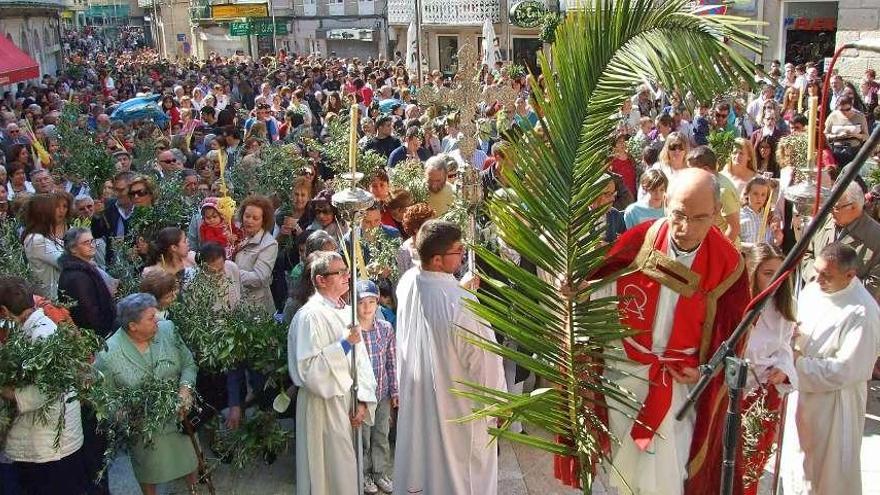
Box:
[107,381,880,494]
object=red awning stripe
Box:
[0,36,40,85]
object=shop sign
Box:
[784,16,836,31]
[230,20,288,36]
[509,0,547,29]
[211,3,269,20]
[326,29,373,41]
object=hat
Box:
[112,149,131,158]
[200,196,220,212]
[356,280,379,300]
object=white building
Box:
[0,0,67,80]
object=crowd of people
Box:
[0,34,878,495]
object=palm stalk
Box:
[451,1,761,491]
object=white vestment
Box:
[781,279,880,495]
[604,241,698,495]
[744,303,798,393]
[288,294,378,495]
[393,267,506,495]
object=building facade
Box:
[0,0,67,78]
[388,0,554,76]
[182,0,387,60]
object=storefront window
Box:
[782,1,837,65]
[438,35,459,76]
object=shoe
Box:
[376,475,393,493]
[364,475,379,494]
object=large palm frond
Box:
[452,1,762,492]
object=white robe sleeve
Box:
[796,313,878,393]
[293,311,353,399]
[452,295,506,393]
[774,319,799,392]
[355,341,378,426]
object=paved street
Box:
[106,381,880,494]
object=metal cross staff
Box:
[332,104,375,493]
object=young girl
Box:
[739,244,797,495]
[739,176,782,247]
[199,197,240,256]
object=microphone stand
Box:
[332,171,375,494]
[674,124,880,495]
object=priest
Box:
[287,251,377,495]
[561,168,751,494]
[781,243,880,495]
[393,220,506,495]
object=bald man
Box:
[594,169,751,494]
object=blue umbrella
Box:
[110,94,169,127]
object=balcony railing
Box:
[388,0,500,26]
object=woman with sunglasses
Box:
[305,189,348,240]
[651,132,689,188]
[825,95,869,166]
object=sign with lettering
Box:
[509,0,547,29]
[212,3,269,19]
[229,20,287,36]
[784,16,837,31]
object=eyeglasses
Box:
[159,158,176,164]
[442,250,464,257]
[129,188,150,198]
[832,202,853,211]
[320,269,350,277]
[77,238,97,247]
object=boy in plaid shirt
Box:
[356,280,398,494]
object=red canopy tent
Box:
[0,36,40,85]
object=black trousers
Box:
[14,448,88,495]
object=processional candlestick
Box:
[331,103,375,493]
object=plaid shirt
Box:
[362,318,398,401]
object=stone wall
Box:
[835,0,880,81]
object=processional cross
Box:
[416,45,482,161]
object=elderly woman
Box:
[95,293,198,495]
[232,195,279,314]
[57,228,117,337]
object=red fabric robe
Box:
[554,219,751,494]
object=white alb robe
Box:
[781,278,880,495]
[603,242,698,495]
[288,294,378,495]
[393,267,506,495]
[744,303,798,393]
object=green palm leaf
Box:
[453,1,762,491]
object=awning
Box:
[0,37,40,85]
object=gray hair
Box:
[305,230,337,257]
[425,154,448,174]
[818,242,861,273]
[73,194,93,206]
[116,293,158,331]
[309,251,344,286]
[62,227,90,254]
[170,148,186,163]
[840,181,866,209]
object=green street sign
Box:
[229,20,288,36]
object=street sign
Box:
[229,20,288,36]
[176,33,186,42]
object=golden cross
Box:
[416,45,482,161]
[482,80,519,115]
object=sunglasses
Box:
[315,207,333,214]
[129,188,150,198]
[668,144,684,151]
[160,158,176,163]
